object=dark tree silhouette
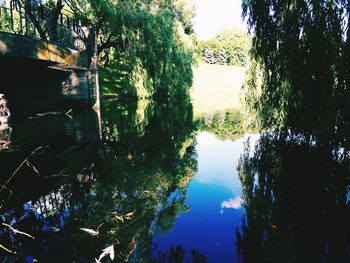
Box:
[242,0,350,135]
[237,132,350,262]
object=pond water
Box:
[1,98,350,262]
[152,132,258,263]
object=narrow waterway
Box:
[153,132,258,263]
[1,97,350,262]
[0,98,253,262]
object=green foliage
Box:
[96,97,197,261]
[241,59,262,129]
[64,0,195,98]
[0,8,13,32]
[242,0,350,135]
[195,28,250,67]
[203,47,216,64]
[1,0,194,99]
[196,110,246,141]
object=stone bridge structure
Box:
[0,0,100,114]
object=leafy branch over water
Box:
[242,0,350,136]
[62,0,195,98]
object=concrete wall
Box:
[0,32,89,68]
[0,31,99,115]
[0,56,95,114]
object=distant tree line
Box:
[195,29,250,67]
[196,109,246,141]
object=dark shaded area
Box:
[153,245,208,263]
[0,95,199,262]
[236,132,350,262]
[0,109,102,210]
[0,56,92,114]
[240,4,350,260]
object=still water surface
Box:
[0,99,251,262]
[153,132,258,263]
[1,98,350,262]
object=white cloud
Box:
[221,196,244,210]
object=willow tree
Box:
[62,0,195,99]
[242,0,350,136]
[236,132,350,262]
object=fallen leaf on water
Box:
[125,211,135,217]
[98,245,115,261]
[79,228,99,236]
[2,223,35,239]
[80,224,103,236]
[47,209,58,217]
[129,245,136,255]
[0,243,14,254]
[114,215,124,222]
[26,161,40,176]
[50,226,61,232]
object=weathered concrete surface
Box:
[0,30,100,114]
[0,56,95,114]
[0,32,89,69]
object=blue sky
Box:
[192,0,247,40]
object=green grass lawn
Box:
[191,63,246,115]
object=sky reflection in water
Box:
[153,132,259,263]
[0,98,259,262]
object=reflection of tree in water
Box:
[196,109,245,141]
[100,95,198,261]
[0,95,198,262]
[0,124,11,150]
[153,245,207,263]
[236,132,350,262]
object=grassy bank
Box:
[190,63,246,115]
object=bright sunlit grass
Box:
[190,63,246,115]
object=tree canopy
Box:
[195,28,250,66]
[74,0,195,98]
[21,0,196,98]
[242,0,350,136]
